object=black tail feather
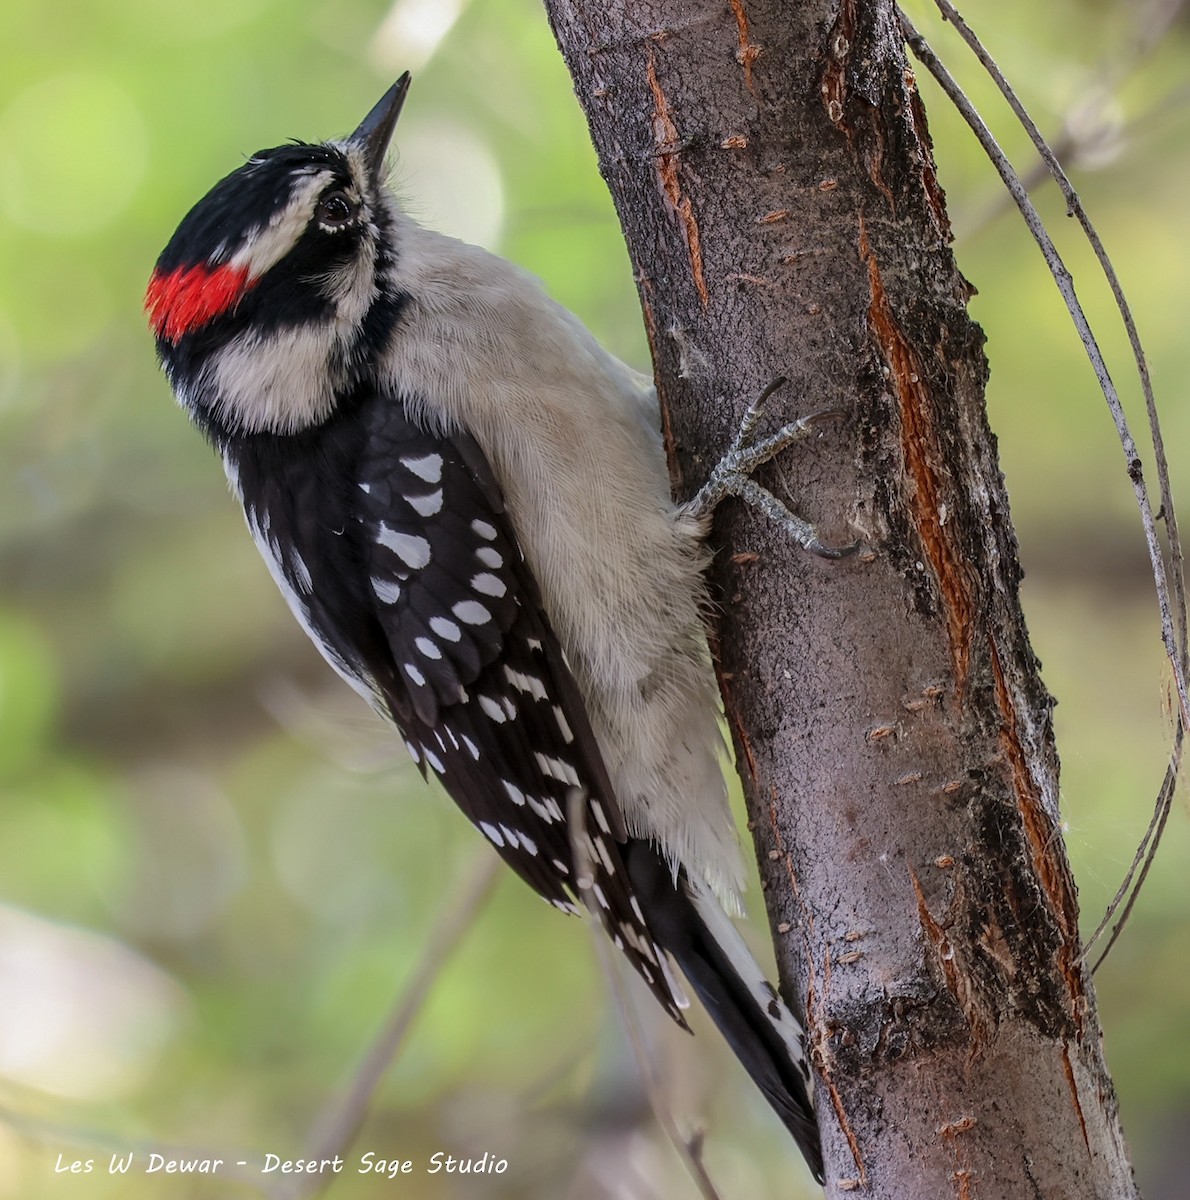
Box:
[623,840,825,1184]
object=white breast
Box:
[377,213,745,903]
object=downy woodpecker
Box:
[147,76,830,1182]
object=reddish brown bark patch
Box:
[645,52,709,307]
[861,221,976,693]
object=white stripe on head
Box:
[227,170,339,281]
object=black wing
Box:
[353,396,687,1021]
[228,387,686,1024]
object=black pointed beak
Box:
[350,73,410,178]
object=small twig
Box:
[899,6,1190,969]
[283,851,502,1200]
[927,2,1187,668]
[1086,721,1183,971]
[922,0,1190,970]
[566,793,724,1200]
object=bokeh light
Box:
[0,73,147,238]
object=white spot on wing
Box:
[480,821,504,847]
[406,489,443,516]
[429,616,462,641]
[378,524,431,569]
[453,600,491,625]
[414,636,442,660]
[372,577,402,604]
[402,453,443,483]
[535,753,581,788]
[528,796,555,822]
[478,695,507,723]
[471,519,497,540]
[471,573,507,598]
[503,826,537,855]
[504,666,548,701]
[404,662,426,686]
[475,546,503,568]
[593,835,615,874]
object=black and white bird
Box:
[146,75,829,1182]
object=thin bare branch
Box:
[925,0,1190,968]
[899,6,1189,969]
[566,793,723,1200]
[927,2,1187,665]
[1087,721,1183,970]
[282,851,502,1200]
[940,0,1190,960]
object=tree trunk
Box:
[543,1,1139,1196]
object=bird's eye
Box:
[317,190,357,228]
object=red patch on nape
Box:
[145,262,254,343]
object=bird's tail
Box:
[622,840,825,1184]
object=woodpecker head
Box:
[146,75,410,439]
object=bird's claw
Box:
[687,379,857,560]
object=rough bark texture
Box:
[543,1,1139,1197]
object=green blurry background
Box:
[1,0,1187,1195]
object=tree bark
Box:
[543,1,1139,1196]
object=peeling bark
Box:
[543,0,1139,1196]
